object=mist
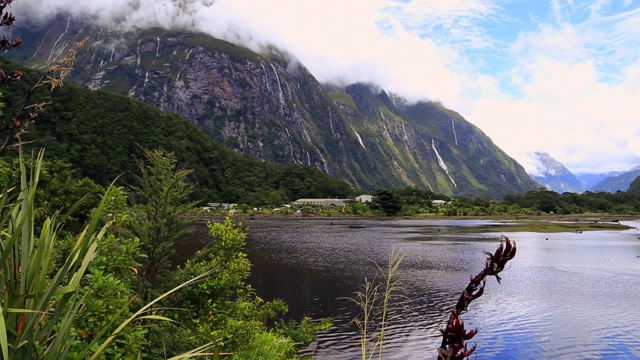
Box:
[9,0,640,175]
[11,0,469,106]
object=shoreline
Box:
[196,213,640,223]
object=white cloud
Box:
[588,0,612,17]
[10,0,640,175]
[187,0,494,106]
[510,23,586,64]
[468,54,640,174]
[13,0,499,108]
[15,0,205,28]
[551,0,563,23]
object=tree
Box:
[0,156,104,227]
[0,0,86,155]
[266,189,288,206]
[127,148,196,299]
[65,186,147,358]
[372,189,402,216]
[151,218,330,359]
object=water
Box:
[236,218,640,359]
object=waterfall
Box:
[432,139,457,187]
[451,119,458,146]
[46,16,71,63]
[269,63,285,115]
[328,108,336,135]
[354,131,367,150]
[285,128,297,164]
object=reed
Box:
[347,247,405,360]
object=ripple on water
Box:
[238,219,640,359]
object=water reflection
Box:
[242,218,640,359]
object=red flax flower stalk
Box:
[437,236,517,360]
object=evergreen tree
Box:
[127,148,196,299]
[373,189,402,216]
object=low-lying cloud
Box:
[10,0,640,175]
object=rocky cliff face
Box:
[10,17,539,198]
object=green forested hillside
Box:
[8,21,540,198]
[0,57,352,204]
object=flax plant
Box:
[0,149,217,359]
[0,148,107,358]
[437,236,517,360]
[347,247,404,360]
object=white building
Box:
[293,198,348,207]
[355,194,374,203]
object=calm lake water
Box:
[234,217,640,359]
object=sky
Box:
[12,0,640,175]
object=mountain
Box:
[0,57,353,204]
[627,175,640,193]
[590,165,640,192]
[528,152,586,193]
[575,172,624,189]
[8,15,539,198]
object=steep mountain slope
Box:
[528,152,586,193]
[590,166,640,193]
[575,172,624,189]
[0,57,352,204]
[627,175,640,193]
[9,16,539,198]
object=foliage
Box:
[276,316,332,346]
[149,217,327,358]
[0,155,104,229]
[64,187,147,359]
[0,148,117,358]
[127,148,196,299]
[500,189,640,215]
[233,331,297,360]
[372,190,402,216]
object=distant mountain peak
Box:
[528,152,586,193]
[590,167,640,192]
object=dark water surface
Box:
[214,218,640,359]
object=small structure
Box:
[204,202,237,211]
[293,198,348,207]
[431,200,450,206]
[355,194,374,203]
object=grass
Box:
[326,89,358,112]
[345,247,405,360]
[406,220,632,238]
[482,220,632,233]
